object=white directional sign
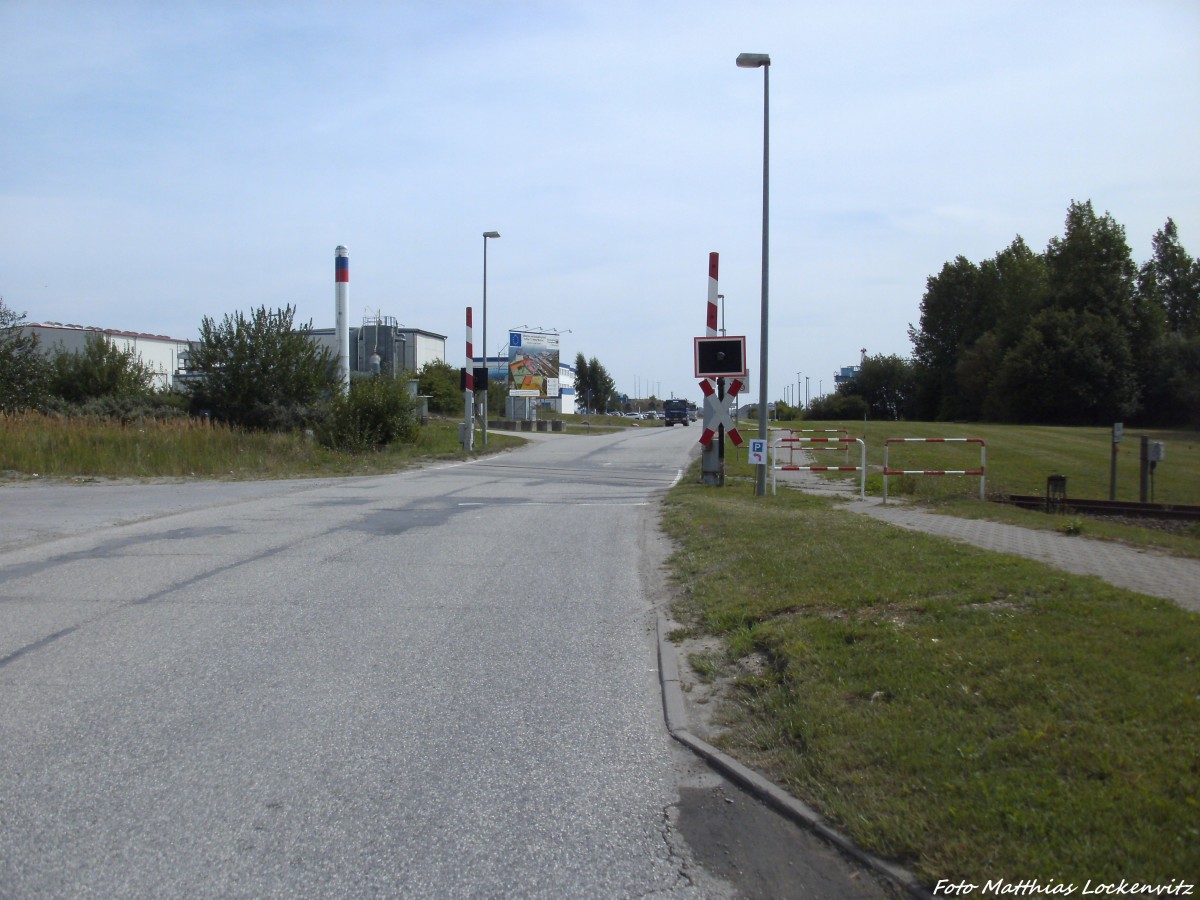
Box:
[748,438,767,465]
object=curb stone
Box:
[656,613,934,900]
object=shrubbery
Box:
[184,305,338,431]
[807,392,867,420]
[417,359,463,414]
[0,298,49,412]
[41,392,188,423]
[49,333,159,404]
[318,375,419,452]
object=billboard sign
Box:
[508,331,560,398]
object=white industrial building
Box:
[20,322,190,391]
[21,316,447,391]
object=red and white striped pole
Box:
[334,245,350,396]
[463,306,474,450]
[702,252,723,485]
[707,252,719,339]
[465,307,475,393]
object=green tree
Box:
[1045,201,1138,323]
[185,305,337,430]
[573,353,591,410]
[570,353,617,412]
[909,256,980,420]
[587,356,617,411]
[417,359,462,414]
[978,236,1050,349]
[1139,218,1199,337]
[852,354,917,420]
[989,308,1138,424]
[1133,219,1200,424]
[48,333,158,404]
[0,298,49,412]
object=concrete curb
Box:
[656,613,933,900]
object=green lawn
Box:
[756,419,1200,505]
[736,420,1200,557]
[663,461,1199,886]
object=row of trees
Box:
[908,201,1198,425]
[817,202,1199,425]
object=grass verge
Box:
[0,412,525,480]
[662,462,1199,886]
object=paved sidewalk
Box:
[775,468,1200,613]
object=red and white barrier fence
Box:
[779,429,851,464]
[771,436,866,499]
[883,437,987,502]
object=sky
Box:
[2,0,1198,406]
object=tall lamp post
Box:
[736,52,771,496]
[482,231,500,446]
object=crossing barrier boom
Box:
[883,438,986,503]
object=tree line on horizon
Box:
[810,200,1200,427]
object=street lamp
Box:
[482,231,500,446]
[736,52,770,496]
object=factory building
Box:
[311,317,446,379]
[23,318,445,390]
[19,248,446,394]
[19,322,190,391]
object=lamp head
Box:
[483,231,501,239]
[736,53,771,68]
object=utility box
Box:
[1046,474,1067,513]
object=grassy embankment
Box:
[664,422,1199,886]
[0,411,525,480]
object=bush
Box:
[185,305,338,430]
[417,359,463,415]
[48,334,158,404]
[41,391,189,424]
[0,299,50,412]
[807,392,868,420]
[318,376,419,452]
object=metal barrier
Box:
[883,438,987,502]
[781,429,850,464]
[772,436,867,499]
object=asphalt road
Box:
[1,425,890,898]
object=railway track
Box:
[1003,495,1200,521]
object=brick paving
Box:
[774,467,1200,613]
